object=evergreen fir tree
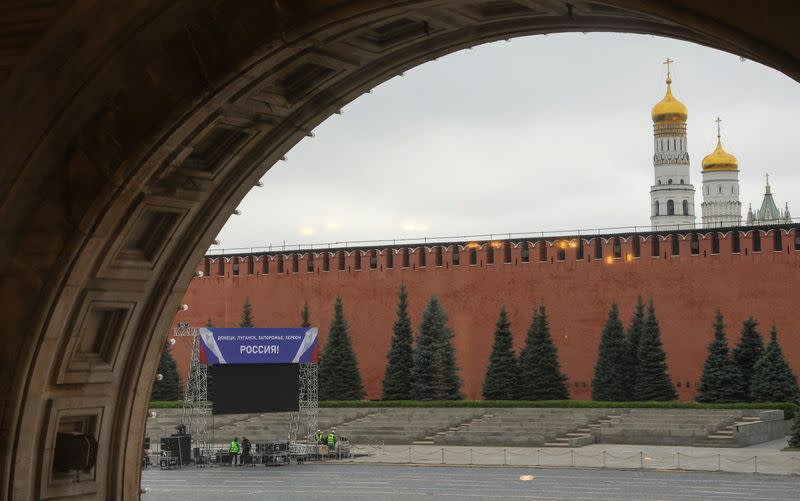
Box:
[789,406,800,448]
[482,306,519,400]
[240,297,255,328]
[382,283,415,400]
[318,296,365,400]
[151,346,181,401]
[732,317,764,398]
[300,301,311,328]
[412,295,463,400]
[696,310,745,403]
[440,322,463,400]
[625,295,646,398]
[517,304,569,400]
[592,303,631,401]
[749,323,799,402]
[633,299,677,401]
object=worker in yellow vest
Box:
[229,437,241,466]
[327,429,336,453]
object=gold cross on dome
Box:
[715,117,722,139]
[663,58,674,78]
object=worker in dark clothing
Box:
[241,436,251,465]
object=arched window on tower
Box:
[718,185,723,194]
[667,200,675,215]
[658,180,662,185]
[655,201,660,216]
[680,179,684,184]
[682,200,689,215]
[668,178,673,184]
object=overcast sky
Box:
[215,33,800,251]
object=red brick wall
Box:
[171,227,800,401]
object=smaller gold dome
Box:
[702,139,738,171]
[651,78,688,123]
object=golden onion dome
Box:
[702,138,738,171]
[651,76,688,124]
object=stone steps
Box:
[433,409,614,447]
[592,409,750,447]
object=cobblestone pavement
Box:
[141,463,799,500]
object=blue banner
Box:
[198,327,318,365]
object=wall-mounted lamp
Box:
[178,304,189,312]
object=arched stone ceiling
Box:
[1,1,799,499]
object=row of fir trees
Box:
[154,292,799,409]
[298,285,465,401]
[696,311,799,403]
[592,297,676,401]
[590,295,799,404]
[480,305,569,400]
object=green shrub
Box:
[319,399,797,418]
[148,400,184,408]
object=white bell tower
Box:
[650,59,696,228]
[700,118,741,227]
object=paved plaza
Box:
[342,437,800,475]
[141,463,799,500]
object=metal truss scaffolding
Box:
[174,326,213,462]
[289,362,318,443]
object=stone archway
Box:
[2,1,800,499]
